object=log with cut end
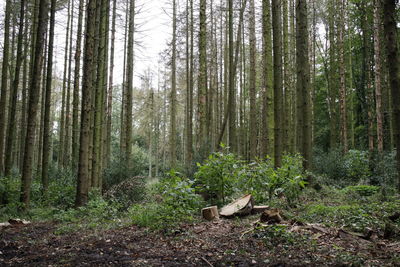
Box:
[251,205,270,214]
[219,194,254,217]
[202,206,219,221]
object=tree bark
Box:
[383,0,400,192]
[0,0,12,174]
[21,0,49,208]
[248,0,257,160]
[5,0,26,177]
[76,0,97,207]
[272,0,283,167]
[296,0,312,170]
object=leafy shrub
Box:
[370,150,397,187]
[195,149,243,205]
[195,151,306,205]
[42,166,76,209]
[103,145,149,190]
[343,150,371,182]
[314,149,370,186]
[55,190,121,226]
[129,171,204,231]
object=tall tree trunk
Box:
[76,0,97,207]
[338,0,348,153]
[19,17,29,171]
[198,0,208,156]
[170,0,177,167]
[272,0,283,167]
[4,0,26,177]
[383,0,400,191]
[92,0,107,188]
[106,0,117,167]
[120,0,129,156]
[328,0,338,149]
[296,0,312,170]
[248,0,257,160]
[227,0,236,153]
[185,0,193,172]
[261,0,273,158]
[125,0,135,162]
[59,0,72,167]
[20,0,49,208]
[0,0,12,174]
[282,0,290,153]
[64,0,75,167]
[42,0,56,194]
[374,0,383,153]
[72,0,85,171]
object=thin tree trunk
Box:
[59,0,72,167]
[72,0,85,171]
[20,0,49,208]
[170,0,177,167]
[64,0,75,167]
[106,0,117,166]
[272,0,283,167]
[0,0,12,174]
[338,0,348,153]
[198,0,208,157]
[42,0,56,195]
[374,0,383,153]
[248,0,257,160]
[4,0,26,177]
[125,0,135,162]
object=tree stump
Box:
[202,206,219,221]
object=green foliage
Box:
[283,184,400,237]
[314,149,398,190]
[253,225,307,250]
[104,176,147,210]
[129,171,204,231]
[195,151,306,205]
[314,149,371,186]
[43,165,76,209]
[342,185,380,197]
[302,203,382,232]
[103,145,149,190]
[54,190,122,233]
[195,150,243,204]
[370,151,398,187]
[343,150,371,182]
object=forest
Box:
[0,0,400,265]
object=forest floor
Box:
[1,214,400,267]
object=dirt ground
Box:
[1,218,400,266]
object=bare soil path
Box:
[1,218,399,266]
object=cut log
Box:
[219,194,254,217]
[202,206,219,221]
[251,205,270,214]
[8,219,30,225]
[260,208,283,224]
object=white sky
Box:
[0,0,171,87]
